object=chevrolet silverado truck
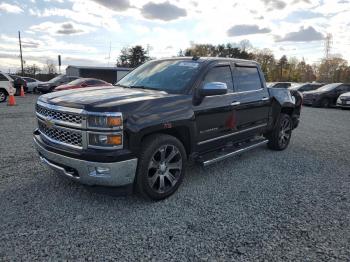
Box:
[33,57,302,200]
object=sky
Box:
[0,0,350,73]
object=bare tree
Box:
[44,59,57,75]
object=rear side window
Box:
[336,85,350,92]
[0,73,8,81]
[26,78,35,83]
[87,80,104,85]
[235,67,262,92]
[203,66,233,92]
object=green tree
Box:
[117,45,149,68]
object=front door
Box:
[194,64,241,152]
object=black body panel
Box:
[35,57,302,162]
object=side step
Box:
[198,139,269,167]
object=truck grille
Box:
[36,103,82,125]
[38,120,83,148]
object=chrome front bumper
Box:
[34,138,138,187]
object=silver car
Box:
[22,77,42,93]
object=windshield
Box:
[316,83,340,92]
[48,75,64,83]
[116,60,202,94]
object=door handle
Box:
[261,97,269,101]
[231,101,241,106]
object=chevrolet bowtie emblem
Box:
[45,116,55,128]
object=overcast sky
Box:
[0,0,349,72]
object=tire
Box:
[135,134,187,200]
[0,90,7,103]
[266,113,293,151]
[33,87,38,94]
[320,98,330,108]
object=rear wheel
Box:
[135,134,186,200]
[0,90,7,103]
[266,113,292,151]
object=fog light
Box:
[88,166,111,177]
[96,167,110,174]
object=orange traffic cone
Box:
[20,85,25,97]
[7,93,16,106]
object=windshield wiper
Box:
[130,85,159,91]
[114,84,130,88]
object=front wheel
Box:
[320,98,330,108]
[266,113,293,151]
[0,90,7,103]
[135,134,186,200]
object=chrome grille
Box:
[38,120,82,148]
[36,103,82,125]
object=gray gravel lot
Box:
[0,94,349,261]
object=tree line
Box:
[16,41,350,84]
[117,42,350,84]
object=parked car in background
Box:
[9,74,28,95]
[336,92,350,109]
[267,82,292,89]
[289,82,324,93]
[54,78,112,92]
[37,75,80,93]
[22,77,42,93]
[303,83,350,107]
[0,71,16,102]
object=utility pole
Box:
[324,33,333,60]
[58,55,61,74]
[18,31,24,76]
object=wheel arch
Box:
[139,126,192,158]
[0,88,9,96]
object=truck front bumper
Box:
[34,136,138,187]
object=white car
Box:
[336,92,350,109]
[0,72,16,103]
[22,77,42,93]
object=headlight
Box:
[88,132,123,149]
[87,114,122,130]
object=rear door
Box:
[232,65,270,134]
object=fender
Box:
[267,87,302,130]
[123,95,196,154]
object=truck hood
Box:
[38,86,174,110]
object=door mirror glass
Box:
[200,82,227,97]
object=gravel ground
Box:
[0,94,349,261]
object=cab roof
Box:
[157,56,259,66]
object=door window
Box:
[336,85,350,92]
[86,79,103,85]
[235,67,262,92]
[202,66,233,92]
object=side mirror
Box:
[81,83,88,87]
[199,82,228,97]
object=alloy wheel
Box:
[0,92,5,102]
[278,117,292,148]
[147,144,182,194]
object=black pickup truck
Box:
[33,57,302,200]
